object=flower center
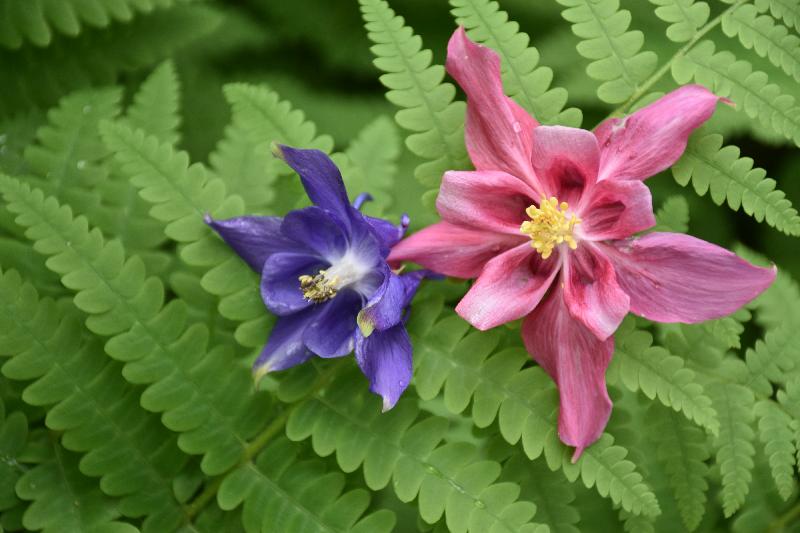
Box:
[520,196,581,259]
[298,251,373,303]
[299,271,339,303]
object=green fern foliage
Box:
[723,4,800,83]
[359,0,470,189]
[286,364,547,533]
[709,383,756,517]
[672,40,800,147]
[653,196,690,233]
[409,304,661,518]
[449,0,582,127]
[17,438,139,533]
[555,0,658,104]
[608,318,719,435]
[671,132,800,236]
[648,403,710,531]
[124,60,181,145]
[754,399,796,500]
[342,115,400,214]
[745,321,799,397]
[0,0,187,49]
[218,436,396,533]
[0,405,27,519]
[648,0,710,42]
[0,176,265,477]
[755,0,800,33]
[0,267,189,531]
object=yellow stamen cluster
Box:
[520,196,581,259]
[299,271,339,303]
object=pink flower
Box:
[389,28,776,460]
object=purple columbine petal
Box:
[363,214,409,254]
[253,307,320,378]
[205,214,301,272]
[303,290,362,357]
[281,206,349,263]
[355,325,413,411]
[260,252,326,316]
[358,271,406,336]
[275,145,354,227]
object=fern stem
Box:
[607,0,750,118]
[768,500,800,532]
[183,362,343,521]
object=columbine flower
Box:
[207,145,429,411]
[389,28,776,459]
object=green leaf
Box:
[608,318,719,435]
[0,408,27,513]
[0,267,188,531]
[755,0,800,33]
[709,382,755,517]
[343,115,400,214]
[555,0,658,103]
[124,60,181,145]
[754,399,796,500]
[672,40,800,148]
[285,365,545,533]
[652,196,689,233]
[723,4,800,83]
[0,176,264,476]
[648,0,710,42]
[648,403,710,531]
[219,437,395,533]
[359,0,470,189]
[16,438,140,533]
[449,0,582,126]
[672,132,800,236]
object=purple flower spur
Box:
[206,144,431,410]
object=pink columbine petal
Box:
[456,243,559,330]
[531,125,600,205]
[594,85,728,182]
[446,27,541,192]
[388,221,526,279]
[578,179,656,241]
[522,286,614,462]
[604,233,776,323]
[563,245,630,340]
[437,170,536,234]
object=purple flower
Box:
[206,145,429,410]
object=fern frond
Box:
[219,436,396,533]
[723,4,800,83]
[286,365,546,533]
[0,4,221,119]
[409,306,661,517]
[124,60,181,145]
[342,115,400,215]
[359,0,470,188]
[755,0,800,33]
[709,382,756,517]
[648,403,710,531]
[503,454,581,533]
[648,0,710,42]
[0,0,187,49]
[0,267,189,531]
[754,399,796,500]
[671,132,800,236]
[744,321,799,397]
[0,176,264,476]
[672,40,800,147]
[98,121,271,350]
[16,438,139,533]
[555,0,658,104]
[24,86,122,193]
[0,110,43,176]
[652,196,689,233]
[608,318,719,435]
[449,0,582,126]
[0,406,27,517]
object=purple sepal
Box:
[355,325,413,411]
[205,214,298,272]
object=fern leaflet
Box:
[648,0,710,42]
[755,0,800,33]
[671,132,800,236]
[342,115,400,215]
[754,399,796,500]
[359,0,470,189]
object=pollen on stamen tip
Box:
[520,196,581,259]
[299,271,339,303]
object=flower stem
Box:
[182,362,342,522]
[605,0,749,119]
